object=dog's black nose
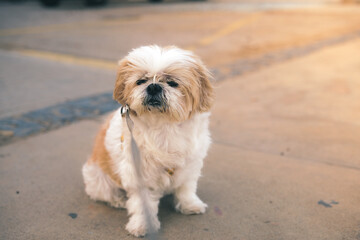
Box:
[146,83,162,96]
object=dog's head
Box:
[113,45,214,122]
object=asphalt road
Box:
[1,1,360,239]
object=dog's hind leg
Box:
[82,161,127,208]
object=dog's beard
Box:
[143,94,168,112]
[143,96,168,113]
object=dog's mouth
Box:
[143,96,165,108]
[147,99,162,107]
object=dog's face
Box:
[113,45,214,122]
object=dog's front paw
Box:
[175,197,208,215]
[125,215,160,237]
[126,216,146,237]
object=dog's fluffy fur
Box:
[82,45,214,237]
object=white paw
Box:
[148,217,161,234]
[108,197,126,209]
[176,198,208,215]
[126,217,146,237]
[125,215,160,237]
[109,189,127,209]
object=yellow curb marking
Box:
[2,14,260,70]
[0,16,139,37]
[14,48,117,70]
[186,13,261,51]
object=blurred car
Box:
[40,0,106,6]
[40,0,162,7]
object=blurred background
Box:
[1,0,360,239]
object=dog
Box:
[82,45,214,237]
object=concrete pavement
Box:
[0,50,116,119]
[1,1,360,239]
[2,38,360,239]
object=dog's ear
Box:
[113,59,131,105]
[192,59,214,113]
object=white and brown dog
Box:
[82,45,214,237]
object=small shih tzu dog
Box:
[82,45,214,237]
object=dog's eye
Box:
[136,79,147,85]
[167,81,178,88]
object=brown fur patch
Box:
[192,58,214,113]
[89,113,123,187]
[113,59,133,106]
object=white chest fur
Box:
[105,109,211,194]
